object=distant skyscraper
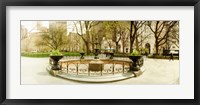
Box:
[49,21,67,35]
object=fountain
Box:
[47,39,145,83]
[89,37,104,72]
[94,37,99,59]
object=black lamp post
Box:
[80,52,85,59]
[94,37,99,59]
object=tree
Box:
[129,21,146,53]
[103,21,119,52]
[35,22,67,50]
[74,21,100,54]
[21,26,28,40]
[103,21,129,53]
[90,23,105,52]
[35,38,46,51]
[116,22,130,53]
[147,21,177,55]
[65,32,82,52]
[168,22,179,48]
[135,24,151,51]
[103,22,113,50]
[120,31,129,53]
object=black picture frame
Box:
[0,0,199,105]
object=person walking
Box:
[169,52,174,61]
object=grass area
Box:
[21,52,82,57]
[21,52,179,60]
[113,53,129,57]
[148,55,179,60]
[21,52,50,57]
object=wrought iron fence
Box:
[61,54,130,61]
[58,56,132,77]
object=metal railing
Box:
[59,57,132,77]
[61,54,130,61]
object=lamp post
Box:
[94,37,99,59]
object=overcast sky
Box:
[21,21,77,34]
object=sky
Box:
[21,21,77,34]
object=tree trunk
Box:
[81,37,90,55]
[136,38,139,51]
[122,44,125,53]
[85,26,90,55]
[85,42,90,55]
[129,21,134,53]
[99,44,102,53]
[116,42,119,53]
[130,40,133,53]
[155,39,159,55]
[92,43,94,53]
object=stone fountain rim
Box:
[46,66,145,83]
[59,59,132,63]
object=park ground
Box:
[21,57,179,85]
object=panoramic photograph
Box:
[20,20,179,84]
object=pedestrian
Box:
[169,52,174,61]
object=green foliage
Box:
[131,49,141,56]
[21,52,51,57]
[50,50,63,56]
[21,52,87,57]
[139,47,149,54]
[59,52,80,56]
[148,55,179,60]
[36,22,67,50]
[103,21,128,40]
[113,53,128,57]
[103,21,115,39]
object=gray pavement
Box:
[21,57,179,85]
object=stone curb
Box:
[46,66,145,83]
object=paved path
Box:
[21,57,179,85]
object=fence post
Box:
[66,62,68,74]
[123,62,125,74]
[76,64,79,75]
[112,63,115,75]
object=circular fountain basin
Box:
[47,58,145,83]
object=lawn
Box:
[21,52,82,57]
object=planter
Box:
[109,52,114,59]
[94,49,99,59]
[128,56,144,71]
[80,52,85,59]
[50,55,63,70]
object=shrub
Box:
[50,50,63,56]
[21,52,81,57]
[113,53,128,57]
[131,49,141,56]
[148,55,179,60]
[21,52,50,57]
